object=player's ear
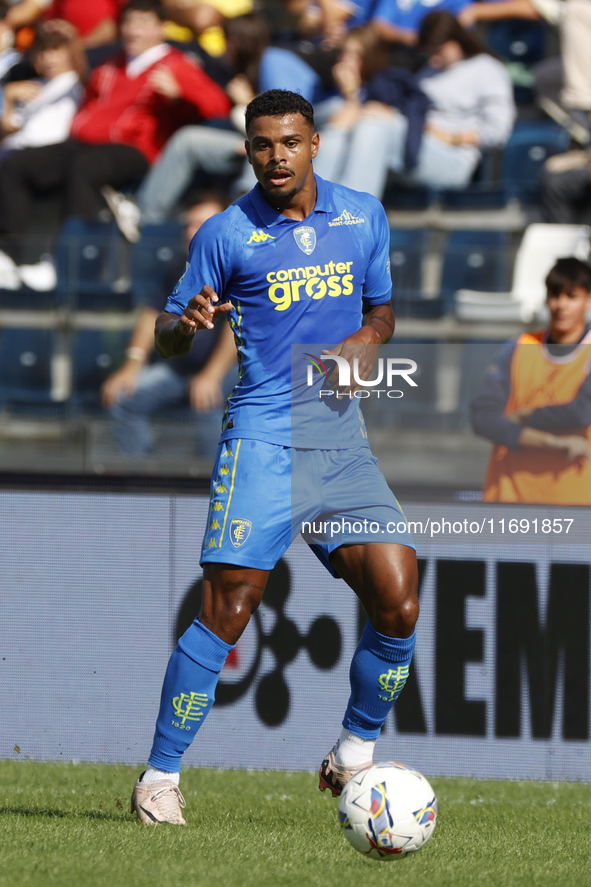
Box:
[311,131,320,159]
[245,139,252,165]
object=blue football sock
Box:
[343,621,416,740]
[148,619,234,772]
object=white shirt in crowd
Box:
[2,69,82,150]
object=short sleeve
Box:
[362,200,393,306]
[164,214,232,316]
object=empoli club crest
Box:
[230,518,252,548]
[293,226,316,255]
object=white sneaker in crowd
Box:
[101,185,141,243]
[0,248,21,290]
[18,256,57,292]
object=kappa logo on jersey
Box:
[230,518,252,548]
[266,261,354,310]
[293,226,316,255]
[247,229,276,245]
[328,209,365,227]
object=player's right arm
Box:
[155,212,234,358]
[155,285,232,358]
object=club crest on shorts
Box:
[293,226,316,255]
[230,518,252,548]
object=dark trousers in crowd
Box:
[0,140,148,262]
[541,166,591,223]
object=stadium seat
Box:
[389,228,446,318]
[440,151,508,209]
[71,328,129,410]
[0,327,56,411]
[440,230,511,311]
[455,223,591,321]
[486,19,547,67]
[502,121,570,204]
[55,218,133,311]
[130,222,185,308]
[383,185,438,211]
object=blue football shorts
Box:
[200,438,415,576]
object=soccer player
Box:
[131,89,419,825]
[472,256,591,504]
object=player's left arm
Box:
[326,202,394,385]
[361,299,395,344]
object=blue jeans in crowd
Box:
[109,362,229,457]
[136,126,245,224]
[314,113,478,198]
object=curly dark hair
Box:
[245,90,315,135]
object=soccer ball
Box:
[337,762,437,861]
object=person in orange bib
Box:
[472,257,591,504]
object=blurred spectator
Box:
[0,2,21,83]
[536,0,591,146]
[42,1,120,49]
[163,0,253,56]
[7,0,120,50]
[1,21,82,153]
[106,11,344,232]
[458,0,540,28]
[0,0,230,290]
[472,257,591,505]
[315,11,515,195]
[372,0,470,46]
[101,190,237,458]
[289,0,374,48]
[6,0,52,31]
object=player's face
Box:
[246,114,319,204]
[547,286,591,341]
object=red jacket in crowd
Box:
[44,0,119,38]
[70,46,231,163]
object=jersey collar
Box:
[248,174,334,229]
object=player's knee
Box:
[372,586,419,637]
[396,595,419,634]
[225,585,263,620]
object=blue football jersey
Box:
[164,175,392,448]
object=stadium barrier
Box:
[1,491,590,780]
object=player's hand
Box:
[322,329,379,394]
[559,434,590,465]
[177,285,233,335]
[149,67,181,100]
[188,371,224,413]
[100,362,142,407]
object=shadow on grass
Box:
[0,805,127,822]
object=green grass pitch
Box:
[1,760,590,887]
